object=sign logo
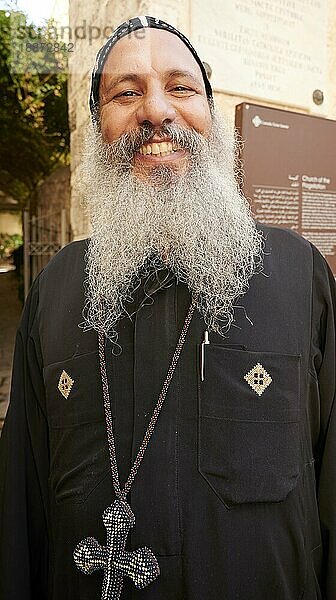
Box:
[252,115,289,130]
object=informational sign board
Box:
[191,0,327,112]
[235,103,336,275]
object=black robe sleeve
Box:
[310,246,336,599]
[0,277,49,600]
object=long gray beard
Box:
[80,110,264,345]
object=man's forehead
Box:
[89,16,213,118]
[100,28,204,83]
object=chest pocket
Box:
[44,351,110,504]
[198,346,301,507]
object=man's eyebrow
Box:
[101,73,142,94]
[165,69,203,87]
[102,69,204,92]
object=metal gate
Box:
[23,208,71,298]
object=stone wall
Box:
[68,0,336,239]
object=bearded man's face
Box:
[98,28,212,180]
[81,28,263,346]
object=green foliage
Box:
[0,232,23,258]
[0,9,69,207]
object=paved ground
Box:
[0,270,23,427]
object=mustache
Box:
[103,122,205,164]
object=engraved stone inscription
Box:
[191,0,327,110]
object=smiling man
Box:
[1,16,336,600]
[98,26,212,175]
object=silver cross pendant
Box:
[73,499,160,599]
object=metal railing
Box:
[23,208,70,297]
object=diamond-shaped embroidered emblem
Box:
[58,370,74,399]
[244,362,272,396]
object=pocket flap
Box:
[201,345,301,420]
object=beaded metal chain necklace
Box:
[73,300,196,599]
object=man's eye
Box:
[172,86,190,92]
[171,86,195,95]
[116,90,139,98]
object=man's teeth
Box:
[139,141,179,156]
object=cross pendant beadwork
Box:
[73,499,160,599]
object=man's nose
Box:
[136,91,177,127]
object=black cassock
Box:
[0,224,335,600]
